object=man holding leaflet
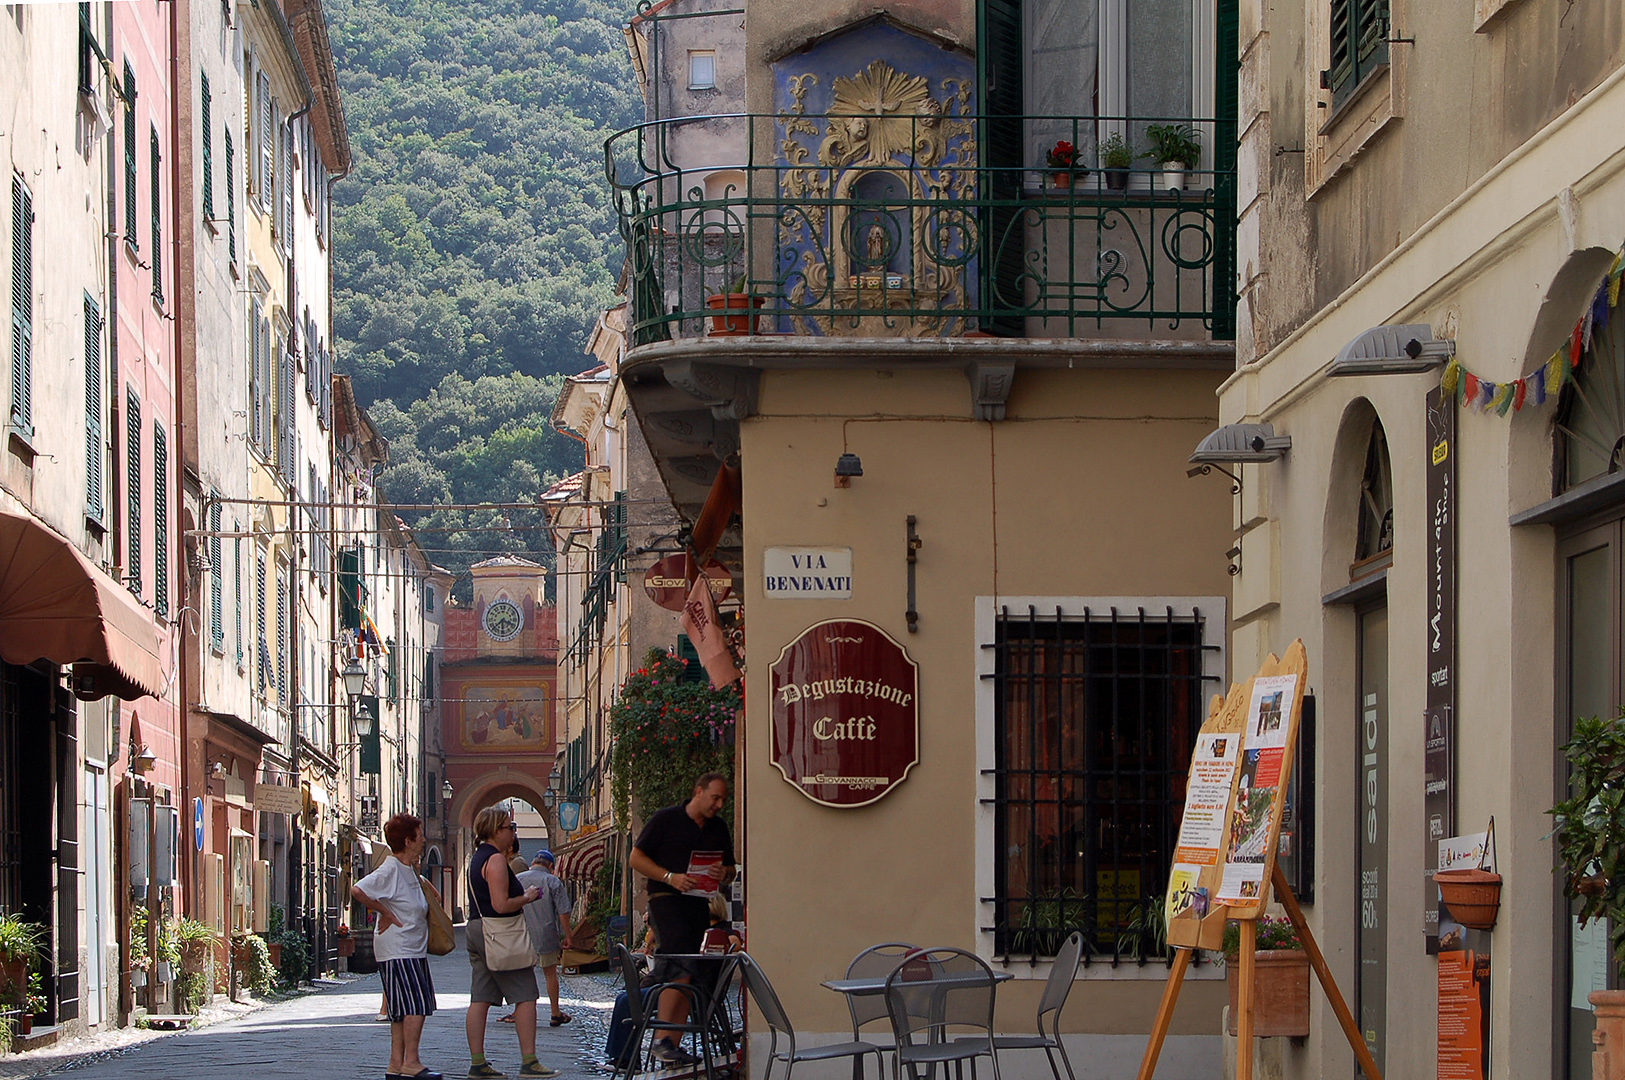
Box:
[628,772,736,1066]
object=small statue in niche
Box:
[865,224,887,269]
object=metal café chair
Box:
[845,943,919,1045]
[738,952,889,1080]
[963,931,1082,1080]
[611,943,719,1080]
[883,947,1003,1080]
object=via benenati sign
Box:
[770,619,918,807]
[763,547,852,599]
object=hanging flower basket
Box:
[1436,868,1501,930]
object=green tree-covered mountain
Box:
[325,0,639,589]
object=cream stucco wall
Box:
[738,364,1234,1077]
[1223,51,1625,1080]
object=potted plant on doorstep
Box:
[705,273,764,336]
[1143,123,1202,190]
[1552,707,1625,1078]
[1222,916,1309,1037]
[1099,132,1132,191]
[335,923,355,958]
[0,914,43,998]
[1045,139,1083,188]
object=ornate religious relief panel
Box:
[773,27,979,338]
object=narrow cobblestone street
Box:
[0,931,617,1080]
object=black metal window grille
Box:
[983,605,1218,965]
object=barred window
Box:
[982,601,1222,965]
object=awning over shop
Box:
[0,510,162,700]
[556,831,616,883]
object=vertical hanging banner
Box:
[1424,385,1458,946]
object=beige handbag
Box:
[479,912,536,971]
[419,876,455,957]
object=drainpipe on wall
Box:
[169,0,193,932]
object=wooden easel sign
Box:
[1138,643,1384,1080]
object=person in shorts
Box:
[516,851,574,1027]
[628,772,736,1066]
[465,804,558,1080]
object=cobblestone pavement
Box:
[0,930,619,1080]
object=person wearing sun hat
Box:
[516,850,575,1029]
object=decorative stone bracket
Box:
[966,360,1016,421]
[664,361,760,423]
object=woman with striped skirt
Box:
[353,812,441,1080]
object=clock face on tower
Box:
[483,599,523,642]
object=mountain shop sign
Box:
[769,619,918,807]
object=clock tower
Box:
[471,556,548,658]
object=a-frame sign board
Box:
[1136,643,1383,1080]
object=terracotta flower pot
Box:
[336,936,355,958]
[18,1012,31,1036]
[1226,950,1310,1037]
[1435,868,1501,930]
[705,293,764,335]
[1592,989,1625,1080]
[1052,171,1072,189]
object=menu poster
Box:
[1217,675,1298,902]
[1437,942,1490,1080]
[683,852,725,898]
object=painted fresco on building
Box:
[458,683,551,750]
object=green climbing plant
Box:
[609,649,740,834]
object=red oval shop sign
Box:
[642,556,733,613]
[770,619,919,808]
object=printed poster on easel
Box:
[1216,674,1299,903]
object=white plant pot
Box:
[1161,165,1187,190]
[156,961,172,984]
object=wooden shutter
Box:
[84,295,103,521]
[979,0,1024,336]
[272,105,288,246]
[200,72,214,222]
[224,126,237,264]
[255,549,268,696]
[9,176,33,432]
[233,536,243,664]
[279,338,296,487]
[248,297,262,449]
[123,62,137,245]
[126,387,141,595]
[153,422,168,617]
[275,564,288,706]
[1328,0,1388,108]
[209,500,224,651]
[149,128,163,305]
[257,72,273,211]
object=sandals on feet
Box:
[548,1012,571,1026]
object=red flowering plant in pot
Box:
[1045,139,1084,188]
[1552,707,1625,1075]
[1220,916,1309,1038]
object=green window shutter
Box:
[977,0,1024,336]
[77,3,93,93]
[358,696,381,775]
[125,387,141,595]
[153,422,168,617]
[233,536,243,664]
[1328,0,1389,108]
[248,298,263,449]
[224,126,236,264]
[149,128,162,305]
[276,565,288,706]
[200,72,214,223]
[209,500,224,651]
[123,61,137,246]
[257,73,273,212]
[84,295,103,521]
[10,176,33,433]
[386,638,398,701]
[256,549,268,696]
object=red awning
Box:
[556,832,615,883]
[0,511,163,700]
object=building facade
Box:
[608,1,1240,1073]
[1221,2,1625,1078]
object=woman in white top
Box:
[353,812,440,1080]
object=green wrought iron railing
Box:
[605,111,1236,346]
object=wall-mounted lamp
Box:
[341,657,367,698]
[1327,323,1455,377]
[130,743,157,776]
[442,779,454,801]
[542,786,559,811]
[1189,423,1292,464]
[352,700,375,737]
[834,452,864,488]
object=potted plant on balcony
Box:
[1099,133,1132,192]
[1143,123,1202,190]
[1552,707,1625,1076]
[1222,916,1309,1038]
[1045,139,1083,188]
[705,273,764,336]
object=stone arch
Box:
[1519,245,1618,371]
[451,766,552,831]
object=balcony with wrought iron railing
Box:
[606,111,1236,348]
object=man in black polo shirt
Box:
[629,772,736,1065]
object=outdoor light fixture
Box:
[352,700,375,737]
[442,779,454,800]
[834,451,864,488]
[542,786,558,811]
[1189,423,1292,464]
[1327,323,1455,377]
[341,657,366,698]
[130,743,157,776]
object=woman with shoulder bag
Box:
[465,804,558,1080]
[352,813,440,1080]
